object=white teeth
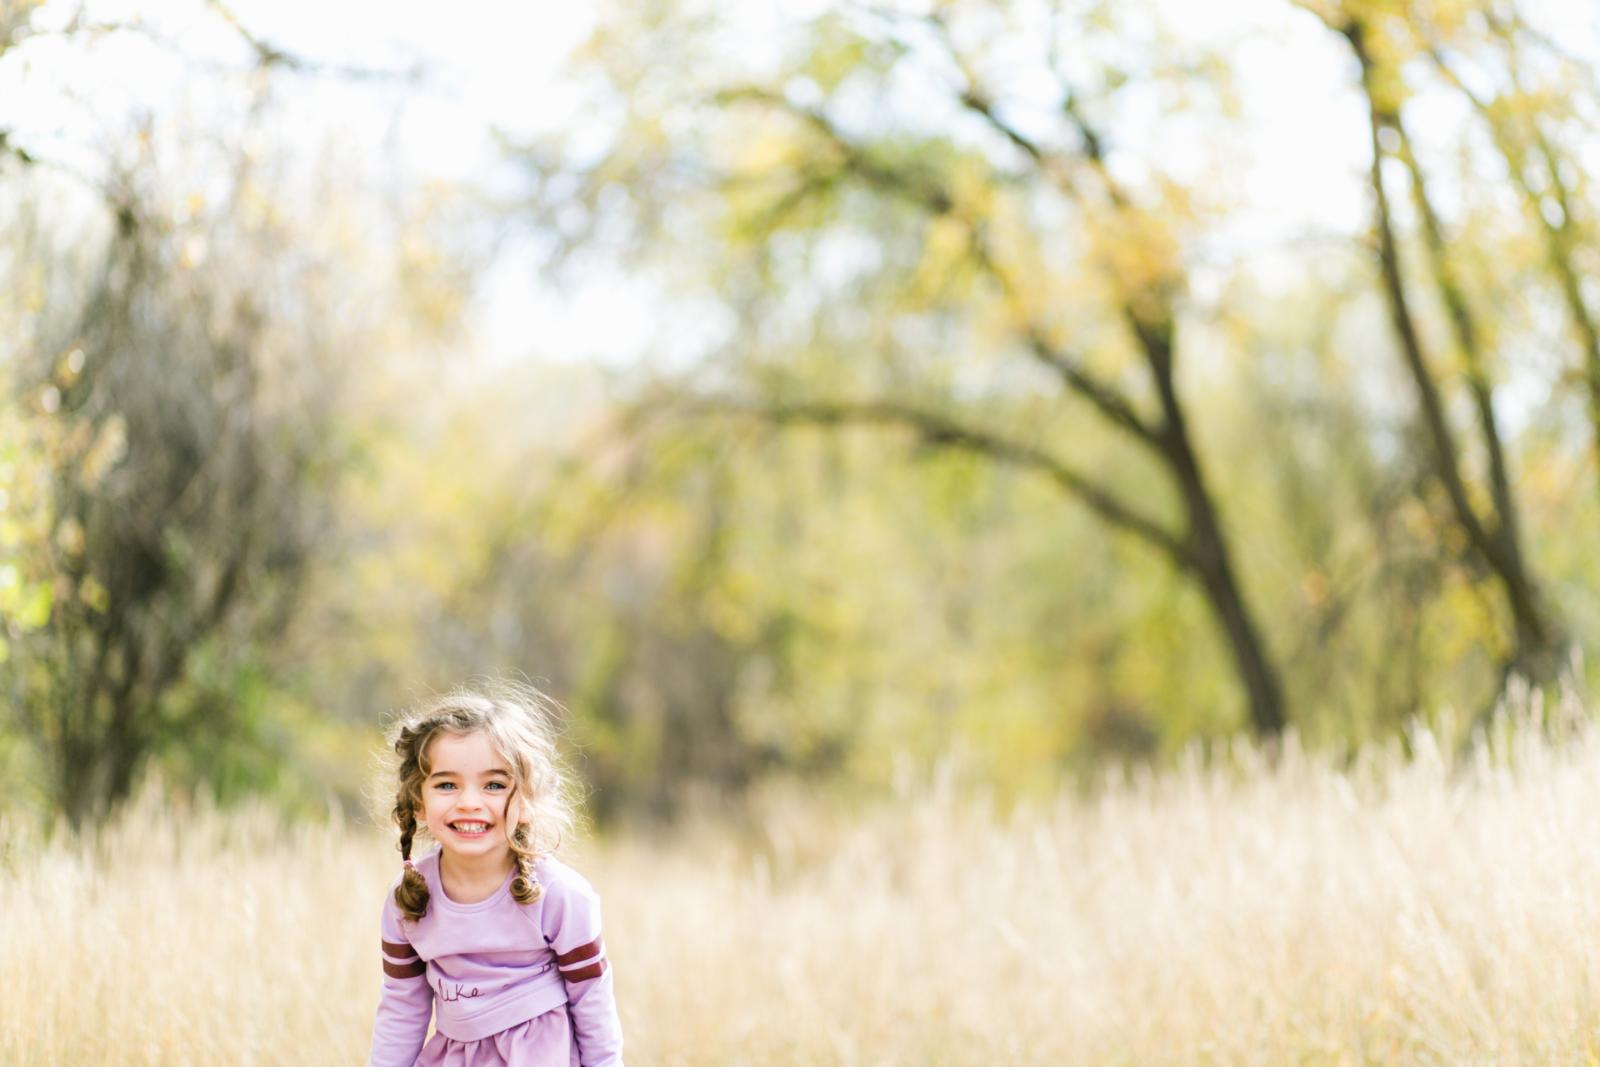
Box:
[452,822,489,832]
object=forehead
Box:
[424,730,510,774]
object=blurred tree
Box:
[1,175,343,826]
[0,2,443,824]
[1301,0,1565,690]
[1417,8,1600,514]
[518,2,1292,738]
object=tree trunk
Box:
[757,84,1296,739]
[1149,321,1287,737]
[1343,17,1558,683]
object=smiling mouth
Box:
[448,821,492,837]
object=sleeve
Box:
[540,869,624,1067]
[367,887,434,1067]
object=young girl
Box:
[368,684,624,1067]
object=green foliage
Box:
[0,380,57,652]
[6,0,1600,828]
[482,0,1600,808]
[0,12,479,824]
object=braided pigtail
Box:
[394,805,432,921]
[390,718,439,923]
[509,821,544,905]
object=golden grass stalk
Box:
[5,692,1600,1064]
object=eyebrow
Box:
[426,768,512,780]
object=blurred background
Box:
[2,0,1598,830]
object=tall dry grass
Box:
[6,694,1600,1065]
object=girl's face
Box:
[419,730,523,860]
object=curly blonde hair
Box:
[386,680,578,923]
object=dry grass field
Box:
[7,698,1600,1065]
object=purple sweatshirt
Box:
[368,846,624,1067]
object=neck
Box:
[438,847,515,895]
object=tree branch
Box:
[908,18,1177,387]
[691,394,1192,567]
[1342,22,1496,556]
[1426,38,1600,511]
[717,85,1168,454]
[204,0,423,82]
[1388,114,1518,559]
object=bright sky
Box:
[2,0,1595,379]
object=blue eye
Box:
[486,782,507,791]
[435,782,455,791]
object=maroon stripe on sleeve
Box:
[561,958,607,984]
[555,936,603,966]
[382,939,419,959]
[383,958,427,979]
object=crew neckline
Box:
[429,847,517,912]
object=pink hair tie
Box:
[403,859,416,872]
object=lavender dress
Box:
[368,849,624,1067]
[412,1008,580,1067]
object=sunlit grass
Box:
[7,692,1600,1064]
